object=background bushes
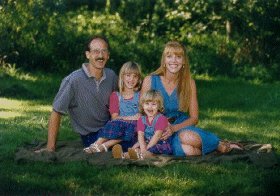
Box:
[0,0,279,82]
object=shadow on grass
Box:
[1,160,279,195]
[0,167,70,195]
[0,73,61,103]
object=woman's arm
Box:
[141,75,151,95]
[172,79,199,132]
[162,79,199,141]
[146,130,162,149]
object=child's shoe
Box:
[112,144,124,159]
[84,143,108,154]
[128,148,143,160]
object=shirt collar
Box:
[82,63,106,81]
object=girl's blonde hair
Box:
[119,61,142,94]
[139,90,164,115]
[152,41,191,112]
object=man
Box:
[37,35,118,152]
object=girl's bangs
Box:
[143,94,160,103]
[123,67,140,76]
[144,98,154,103]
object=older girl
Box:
[84,61,142,153]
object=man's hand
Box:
[34,147,55,153]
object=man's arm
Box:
[35,110,62,152]
[46,110,61,151]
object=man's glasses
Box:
[90,48,109,55]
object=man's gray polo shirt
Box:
[53,63,118,135]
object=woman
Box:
[141,41,237,156]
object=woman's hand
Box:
[161,125,174,140]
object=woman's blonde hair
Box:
[152,41,191,112]
[139,90,164,115]
[119,61,142,94]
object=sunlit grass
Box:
[0,98,24,109]
[0,98,30,119]
[0,98,52,119]
[0,111,23,119]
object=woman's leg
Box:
[179,131,202,156]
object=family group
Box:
[36,35,242,159]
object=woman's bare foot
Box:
[217,141,243,153]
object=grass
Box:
[0,66,280,195]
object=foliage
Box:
[0,0,279,81]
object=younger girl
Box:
[84,61,142,153]
[112,89,172,159]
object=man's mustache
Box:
[95,57,105,61]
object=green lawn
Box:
[0,68,279,195]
